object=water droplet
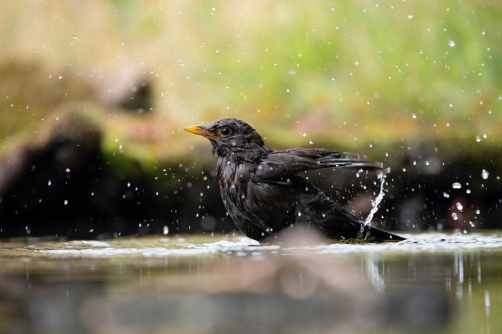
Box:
[452,212,458,220]
[66,168,70,173]
[443,192,450,198]
[448,40,455,47]
[476,136,482,142]
[309,141,314,145]
[481,169,489,179]
[48,179,52,186]
[452,182,461,189]
[476,209,480,214]
[407,14,413,19]
[412,113,416,119]
[72,35,78,39]
[64,200,68,205]
[163,226,169,235]
[466,189,471,194]
[456,202,463,211]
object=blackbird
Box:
[184,118,405,242]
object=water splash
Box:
[364,172,387,226]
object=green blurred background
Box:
[2,0,501,155]
[0,0,501,237]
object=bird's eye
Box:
[219,126,232,136]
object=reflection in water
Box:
[365,253,385,293]
[0,232,501,333]
[485,291,490,316]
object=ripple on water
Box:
[35,233,502,258]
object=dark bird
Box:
[184,118,405,242]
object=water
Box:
[1,232,501,333]
[364,172,387,226]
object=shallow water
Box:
[0,231,501,333]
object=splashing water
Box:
[364,172,387,226]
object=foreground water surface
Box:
[0,231,501,333]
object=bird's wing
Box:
[254,148,385,180]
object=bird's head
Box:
[184,118,267,160]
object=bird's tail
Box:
[317,152,389,172]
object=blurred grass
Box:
[0,0,501,165]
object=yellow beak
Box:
[183,125,218,140]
